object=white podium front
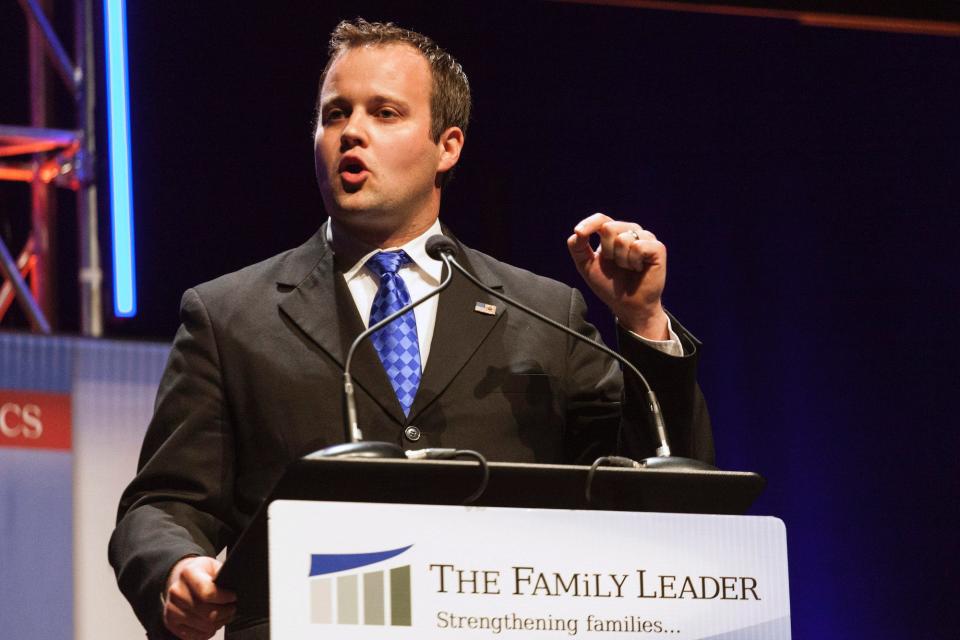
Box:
[268,500,790,639]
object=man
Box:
[110,19,713,640]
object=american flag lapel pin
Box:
[474,301,497,316]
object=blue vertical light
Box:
[103,0,136,317]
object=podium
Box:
[218,458,789,639]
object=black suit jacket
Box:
[109,227,713,637]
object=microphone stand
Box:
[314,262,455,459]
[435,250,714,471]
[315,234,711,470]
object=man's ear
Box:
[436,126,465,174]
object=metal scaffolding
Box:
[0,0,102,335]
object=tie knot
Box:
[365,250,412,278]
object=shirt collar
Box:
[327,218,445,285]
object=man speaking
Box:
[110,19,714,640]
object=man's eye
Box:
[377,108,399,119]
[324,109,346,122]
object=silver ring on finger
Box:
[621,229,641,242]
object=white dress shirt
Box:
[329,219,445,365]
[327,219,683,368]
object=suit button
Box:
[403,425,421,442]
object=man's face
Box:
[315,44,452,237]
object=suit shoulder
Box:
[189,251,286,301]
[189,232,324,304]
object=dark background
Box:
[3,1,959,637]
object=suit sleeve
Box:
[561,288,714,465]
[108,288,240,637]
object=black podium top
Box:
[217,457,764,630]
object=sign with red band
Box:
[0,389,72,451]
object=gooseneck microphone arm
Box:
[426,235,711,469]
[341,263,455,445]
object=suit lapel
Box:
[408,250,505,421]
[277,227,406,425]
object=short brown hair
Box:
[317,18,472,141]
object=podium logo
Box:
[308,544,413,627]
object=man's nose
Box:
[339,112,368,150]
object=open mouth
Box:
[338,157,368,175]
[337,157,369,190]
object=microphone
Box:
[427,235,712,470]
[425,234,458,260]
[315,245,455,459]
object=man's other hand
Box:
[163,556,237,640]
[567,212,670,340]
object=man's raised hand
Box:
[567,212,670,340]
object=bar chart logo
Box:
[308,545,413,626]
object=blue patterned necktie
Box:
[365,250,421,416]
